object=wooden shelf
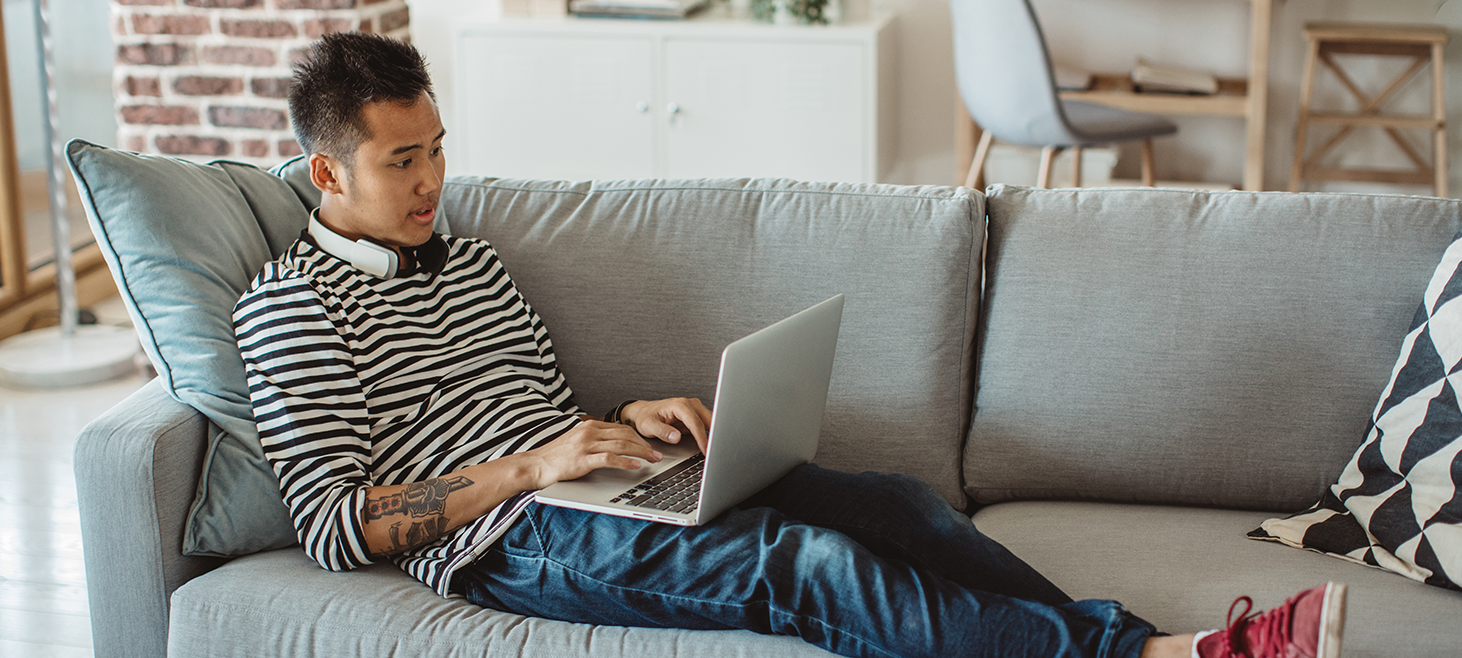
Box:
[1060,75,1251,117]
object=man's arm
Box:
[360,419,665,558]
[238,274,385,571]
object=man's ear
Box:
[308,153,346,195]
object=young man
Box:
[235,31,1348,658]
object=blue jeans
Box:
[452,464,1156,658]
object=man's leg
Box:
[740,464,1073,606]
[453,500,1155,658]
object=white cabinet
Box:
[458,32,657,179]
[455,15,895,183]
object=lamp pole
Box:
[34,0,76,338]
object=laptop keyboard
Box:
[609,453,705,514]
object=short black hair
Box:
[289,32,435,167]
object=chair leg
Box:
[1140,140,1156,187]
[1070,146,1083,188]
[1037,146,1060,189]
[965,129,995,189]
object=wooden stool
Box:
[1290,22,1449,196]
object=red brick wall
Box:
[111,0,411,166]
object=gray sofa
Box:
[73,156,1462,656]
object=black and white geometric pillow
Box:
[1250,232,1462,592]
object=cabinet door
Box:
[662,39,868,183]
[457,33,656,180]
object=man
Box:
[235,31,1347,658]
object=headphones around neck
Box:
[308,212,400,278]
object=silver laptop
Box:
[535,294,844,526]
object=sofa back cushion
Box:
[968,185,1462,511]
[442,177,984,507]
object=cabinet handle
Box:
[666,102,680,114]
[636,101,649,112]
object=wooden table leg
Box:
[1141,140,1156,187]
[1244,0,1273,191]
[1434,41,1448,197]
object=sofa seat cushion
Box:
[168,548,833,657]
[972,501,1462,658]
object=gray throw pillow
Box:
[67,140,307,556]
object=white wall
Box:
[415,0,1462,194]
[410,0,502,177]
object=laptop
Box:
[535,294,844,526]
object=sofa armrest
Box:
[74,378,228,658]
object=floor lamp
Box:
[0,0,138,388]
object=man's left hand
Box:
[620,398,712,455]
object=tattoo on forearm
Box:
[365,476,472,557]
[366,475,473,520]
[387,517,451,553]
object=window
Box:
[0,0,117,338]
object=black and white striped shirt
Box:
[235,233,581,596]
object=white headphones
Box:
[308,211,399,279]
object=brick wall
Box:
[111,0,411,167]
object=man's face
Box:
[317,91,446,250]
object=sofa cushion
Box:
[439,177,984,507]
[1253,229,1462,592]
[969,186,1462,511]
[168,549,833,657]
[972,501,1462,658]
[66,140,307,556]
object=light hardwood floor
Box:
[0,299,150,658]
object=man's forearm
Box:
[364,476,471,556]
[358,417,676,558]
[361,455,539,559]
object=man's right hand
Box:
[360,419,656,559]
[523,420,664,489]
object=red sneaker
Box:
[1196,582,1347,658]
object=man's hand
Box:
[620,398,712,455]
[363,419,668,559]
[524,420,665,489]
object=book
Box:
[1131,57,1218,95]
[1052,63,1093,92]
[581,0,681,8]
[570,0,708,18]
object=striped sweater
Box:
[234,232,582,596]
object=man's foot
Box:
[1196,582,1347,658]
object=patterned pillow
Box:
[1250,231,1462,592]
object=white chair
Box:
[951,0,1177,188]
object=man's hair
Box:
[289,32,435,168]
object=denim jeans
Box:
[452,464,1156,658]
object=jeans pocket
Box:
[495,506,548,558]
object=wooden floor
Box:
[0,299,150,657]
